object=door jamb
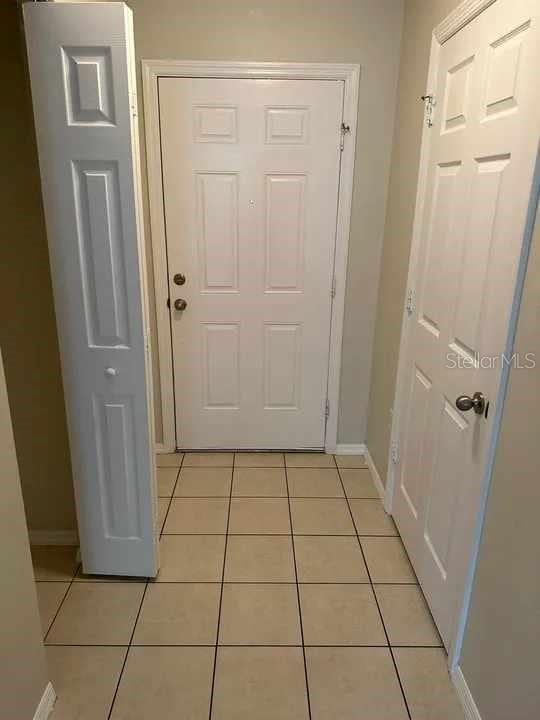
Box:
[386,0,538,673]
[142,60,360,454]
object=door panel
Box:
[159,78,343,449]
[394,0,539,648]
[24,3,158,576]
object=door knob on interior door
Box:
[174,298,188,311]
[105,367,118,377]
[455,391,486,415]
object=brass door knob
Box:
[174,298,187,311]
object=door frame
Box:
[386,0,539,672]
[142,60,360,454]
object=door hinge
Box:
[391,440,400,465]
[330,275,336,299]
[405,288,416,316]
[340,122,351,151]
[325,399,330,420]
[421,94,436,128]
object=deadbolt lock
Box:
[173,273,186,286]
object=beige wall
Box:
[126,0,404,445]
[0,4,77,532]
[460,204,540,720]
[0,349,49,719]
[366,0,459,478]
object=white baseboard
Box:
[29,530,78,546]
[451,666,482,720]
[363,447,386,503]
[334,443,367,455]
[33,682,56,720]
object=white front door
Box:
[24,2,158,576]
[394,0,539,648]
[159,78,343,449]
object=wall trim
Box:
[452,667,482,720]
[33,682,56,720]
[334,443,367,456]
[363,447,386,503]
[29,530,78,546]
[434,0,497,43]
[142,60,360,453]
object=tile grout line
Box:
[159,455,185,538]
[161,494,383,500]
[108,452,183,718]
[106,580,149,719]
[333,455,413,720]
[206,454,235,720]
[42,556,82,643]
[40,642,444,648]
[285,459,313,720]
[159,532,398,537]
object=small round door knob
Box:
[105,367,118,377]
[174,298,188,311]
[456,391,486,415]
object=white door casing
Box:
[143,62,360,454]
[390,0,539,651]
[159,77,345,449]
[24,2,158,576]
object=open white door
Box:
[24,2,158,577]
[392,0,539,648]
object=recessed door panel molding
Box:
[484,20,530,120]
[265,106,310,144]
[194,105,238,143]
[93,395,141,539]
[263,323,302,409]
[424,401,468,581]
[62,45,115,125]
[390,0,540,659]
[196,172,239,292]
[451,154,511,354]
[202,323,240,409]
[24,2,158,577]
[419,162,461,333]
[400,366,432,520]
[442,55,474,133]
[156,73,349,448]
[265,174,306,292]
[72,160,130,347]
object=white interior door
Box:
[394,0,539,648]
[24,2,158,576]
[159,78,343,449]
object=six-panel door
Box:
[394,0,540,647]
[159,78,344,449]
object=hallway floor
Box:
[33,452,464,719]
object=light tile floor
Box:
[33,452,465,720]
